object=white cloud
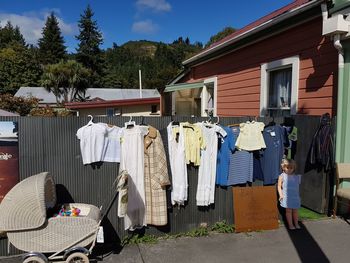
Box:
[0,11,76,46]
[136,0,171,12]
[132,19,159,34]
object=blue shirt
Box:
[261,125,287,185]
[216,126,235,186]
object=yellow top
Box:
[235,121,266,151]
[181,122,206,166]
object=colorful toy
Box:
[58,205,66,216]
[58,205,71,216]
[71,207,81,217]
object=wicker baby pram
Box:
[0,172,120,263]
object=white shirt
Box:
[76,123,107,165]
[98,123,122,163]
[196,123,226,206]
[167,122,188,206]
[120,125,149,230]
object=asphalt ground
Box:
[1,218,349,263]
[101,217,350,263]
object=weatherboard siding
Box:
[186,17,337,116]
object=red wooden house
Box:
[161,0,340,117]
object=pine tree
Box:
[75,5,104,87]
[14,26,25,45]
[0,21,26,48]
[0,43,42,95]
[37,12,66,65]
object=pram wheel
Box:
[65,252,89,263]
[23,256,46,263]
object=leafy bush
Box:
[29,106,75,117]
[29,106,56,117]
[0,93,39,116]
[211,220,235,233]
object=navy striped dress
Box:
[227,127,253,185]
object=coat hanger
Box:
[214,116,220,125]
[266,116,276,127]
[203,115,215,128]
[183,125,194,131]
[87,115,94,126]
[206,115,212,124]
[125,116,136,128]
[171,115,179,126]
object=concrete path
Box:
[0,218,349,262]
[101,218,350,263]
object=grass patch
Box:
[185,226,209,237]
[211,220,235,233]
[122,234,158,246]
[299,207,326,220]
[122,221,236,245]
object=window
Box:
[201,77,217,117]
[106,108,114,117]
[260,56,299,116]
[151,105,158,114]
[269,68,292,109]
[106,108,121,117]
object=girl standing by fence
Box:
[278,159,301,230]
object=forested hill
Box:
[0,7,234,96]
[102,39,202,89]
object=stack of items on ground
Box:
[77,118,296,231]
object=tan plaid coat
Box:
[144,126,170,226]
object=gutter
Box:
[65,97,160,109]
[334,33,345,162]
[183,0,322,66]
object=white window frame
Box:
[171,91,176,115]
[260,56,299,116]
[201,76,217,117]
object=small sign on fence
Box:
[0,121,19,203]
[233,185,279,233]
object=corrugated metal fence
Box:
[0,115,332,256]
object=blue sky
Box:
[0,0,293,53]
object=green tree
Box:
[0,21,26,48]
[205,26,236,48]
[0,43,42,94]
[41,60,90,105]
[75,5,104,87]
[102,40,202,89]
[37,12,67,65]
[0,94,39,116]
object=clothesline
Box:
[76,118,297,230]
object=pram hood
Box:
[0,172,56,232]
